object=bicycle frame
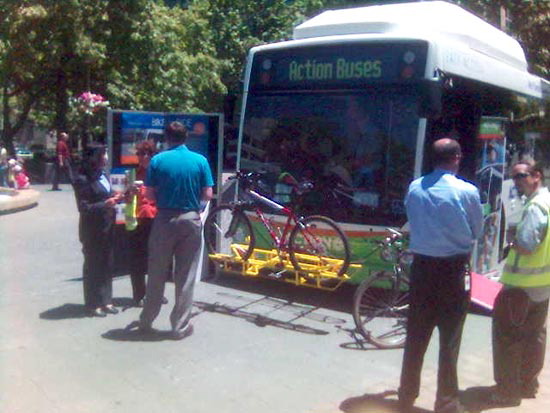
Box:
[242,187,301,252]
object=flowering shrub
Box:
[75,91,109,115]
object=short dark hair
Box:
[165,121,188,144]
[81,144,106,175]
[432,138,462,165]
[513,160,545,183]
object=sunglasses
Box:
[512,172,530,180]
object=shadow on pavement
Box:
[204,272,356,314]
[40,298,135,320]
[112,297,136,308]
[338,333,385,352]
[39,303,89,319]
[194,300,329,335]
[102,328,176,342]
[340,390,432,412]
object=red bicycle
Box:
[203,171,351,278]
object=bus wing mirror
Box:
[418,80,442,118]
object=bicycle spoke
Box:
[289,216,350,277]
[353,272,409,348]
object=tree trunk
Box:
[1,80,15,156]
[54,67,68,136]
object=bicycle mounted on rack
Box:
[352,228,412,348]
[203,171,355,290]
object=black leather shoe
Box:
[488,391,521,407]
[103,305,119,314]
[521,383,538,398]
[126,320,155,334]
[89,308,107,318]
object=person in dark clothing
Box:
[398,138,483,413]
[73,145,122,317]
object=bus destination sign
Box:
[250,41,428,91]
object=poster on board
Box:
[107,110,223,187]
[118,112,211,165]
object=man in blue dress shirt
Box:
[398,138,483,413]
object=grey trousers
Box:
[140,209,202,332]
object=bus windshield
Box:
[240,90,419,225]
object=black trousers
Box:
[51,161,73,189]
[82,239,114,309]
[128,218,153,302]
[399,254,470,413]
[492,288,548,396]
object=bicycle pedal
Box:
[268,270,286,278]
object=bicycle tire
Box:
[203,204,255,261]
[352,270,408,349]
[288,215,350,277]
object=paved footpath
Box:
[0,184,548,413]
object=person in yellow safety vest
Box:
[490,160,550,407]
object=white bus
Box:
[235,1,549,284]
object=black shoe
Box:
[398,394,415,413]
[162,296,168,305]
[89,308,107,318]
[125,320,155,334]
[103,305,119,314]
[51,188,62,191]
[171,324,193,340]
[521,387,537,399]
[488,391,521,407]
[435,403,471,413]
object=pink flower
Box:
[76,91,109,114]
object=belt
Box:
[157,208,200,219]
[414,253,470,262]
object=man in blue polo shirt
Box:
[129,121,213,340]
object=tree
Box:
[104,1,225,113]
[1,2,54,154]
[458,0,549,78]
[1,0,227,151]
[0,1,111,151]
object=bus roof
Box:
[290,1,546,99]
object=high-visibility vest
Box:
[501,189,550,287]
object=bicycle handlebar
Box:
[230,170,315,195]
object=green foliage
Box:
[188,0,325,94]
[458,0,549,78]
[104,2,225,113]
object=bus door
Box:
[472,116,507,275]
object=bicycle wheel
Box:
[288,215,350,277]
[352,270,408,349]
[203,204,255,261]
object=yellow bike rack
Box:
[208,244,361,291]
